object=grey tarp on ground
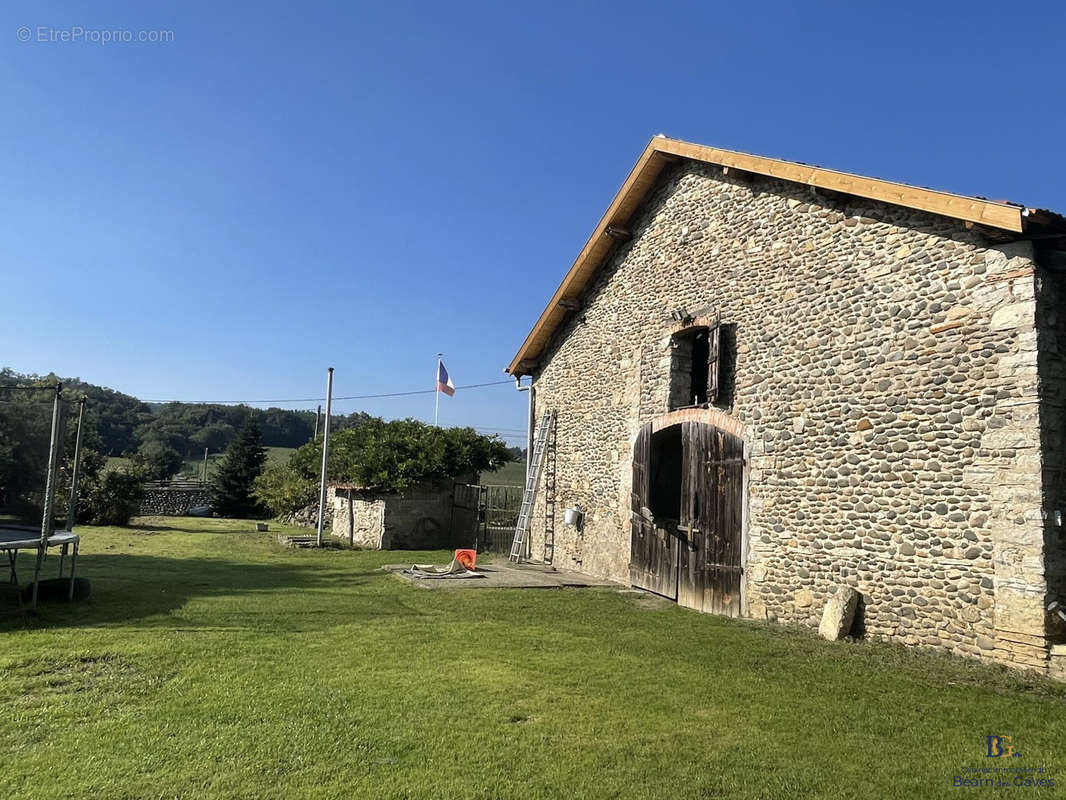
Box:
[407,557,484,579]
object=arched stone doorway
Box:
[630,415,746,616]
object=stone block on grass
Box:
[819,587,860,641]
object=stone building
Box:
[328,476,471,550]
[505,136,1066,675]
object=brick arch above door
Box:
[648,408,746,439]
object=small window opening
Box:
[690,330,710,405]
[668,327,706,410]
[668,320,737,411]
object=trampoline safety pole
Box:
[66,398,86,532]
[316,368,334,548]
[32,382,63,609]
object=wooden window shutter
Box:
[706,314,721,404]
[630,422,653,522]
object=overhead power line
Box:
[141,379,515,405]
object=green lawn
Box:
[107,446,296,480]
[2,519,1065,799]
[179,445,296,478]
[481,459,526,486]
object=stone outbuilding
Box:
[328,475,471,550]
[505,136,1066,676]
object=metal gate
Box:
[450,483,483,549]
[451,483,524,554]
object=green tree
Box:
[253,417,510,516]
[190,422,235,453]
[136,438,183,480]
[210,417,267,518]
[253,459,319,517]
[0,382,117,526]
[0,384,60,522]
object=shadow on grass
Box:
[123,520,262,535]
[0,552,425,631]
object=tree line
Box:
[2,369,518,525]
[0,369,371,479]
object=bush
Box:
[81,468,145,526]
[254,460,317,518]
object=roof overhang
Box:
[506,136,1034,376]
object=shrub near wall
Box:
[82,469,146,526]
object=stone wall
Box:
[330,491,386,548]
[277,503,331,530]
[1037,266,1066,639]
[525,160,1052,671]
[139,487,211,516]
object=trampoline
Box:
[0,382,86,608]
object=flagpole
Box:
[434,353,442,427]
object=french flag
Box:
[436,361,455,396]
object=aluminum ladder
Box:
[509,410,556,562]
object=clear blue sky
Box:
[2,1,1063,444]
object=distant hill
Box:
[0,367,365,458]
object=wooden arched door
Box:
[630,421,744,615]
[678,422,745,617]
[629,423,680,600]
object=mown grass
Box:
[1,518,1065,799]
[106,446,296,479]
[178,446,295,478]
[481,459,526,486]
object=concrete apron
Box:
[383,561,620,590]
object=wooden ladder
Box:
[509,410,556,563]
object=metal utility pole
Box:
[434,353,442,427]
[514,376,535,484]
[315,368,335,548]
[201,448,209,485]
[313,404,321,439]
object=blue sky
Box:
[1,1,1063,444]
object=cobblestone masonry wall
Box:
[277,503,330,530]
[139,488,211,516]
[525,161,1053,671]
[1037,268,1066,641]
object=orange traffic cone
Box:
[454,549,476,571]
